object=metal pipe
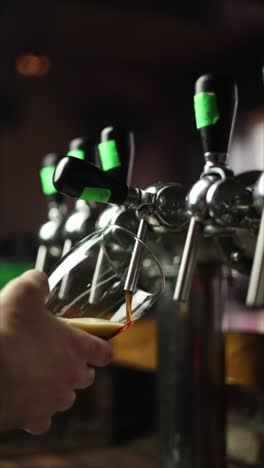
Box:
[124,218,148,293]
[246,208,264,308]
[173,217,203,302]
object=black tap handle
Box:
[40,153,64,204]
[98,126,135,185]
[194,74,238,155]
[53,156,129,205]
[67,137,97,163]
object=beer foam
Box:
[61,317,122,339]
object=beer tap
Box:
[61,137,97,257]
[166,74,262,468]
[52,155,188,295]
[97,127,185,285]
[163,73,239,468]
[96,126,138,233]
[90,126,137,304]
[174,74,238,302]
[35,153,68,273]
[246,172,264,307]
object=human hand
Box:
[0,269,112,434]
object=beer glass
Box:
[46,225,165,339]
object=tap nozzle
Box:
[246,173,264,308]
[124,218,148,294]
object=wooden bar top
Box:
[0,447,156,468]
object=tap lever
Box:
[194,74,238,164]
[53,156,129,205]
[99,127,135,185]
[40,153,65,205]
[67,137,96,162]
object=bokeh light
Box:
[15,53,51,77]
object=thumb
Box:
[20,270,50,300]
[0,269,50,304]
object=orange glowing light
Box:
[16,54,51,77]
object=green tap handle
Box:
[194,74,238,157]
[67,137,96,163]
[53,156,129,205]
[98,126,135,185]
[40,153,64,204]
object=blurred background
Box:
[0,0,263,244]
[0,0,263,466]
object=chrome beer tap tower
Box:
[61,137,98,257]
[36,152,68,273]
[246,172,264,309]
[162,74,240,468]
[51,73,263,467]
[159,75,263,468]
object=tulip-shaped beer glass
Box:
[46,225,165,339]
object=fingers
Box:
[0,269,50,305]
[75,366,95,390]
[70,327,113,367]
[24,417,52,435]
[85,336,113,367]
[20,269,50,300]
[22,371,95,435]
[56,391,77,412]
[23,390,77,434]
[20,365,96,435]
